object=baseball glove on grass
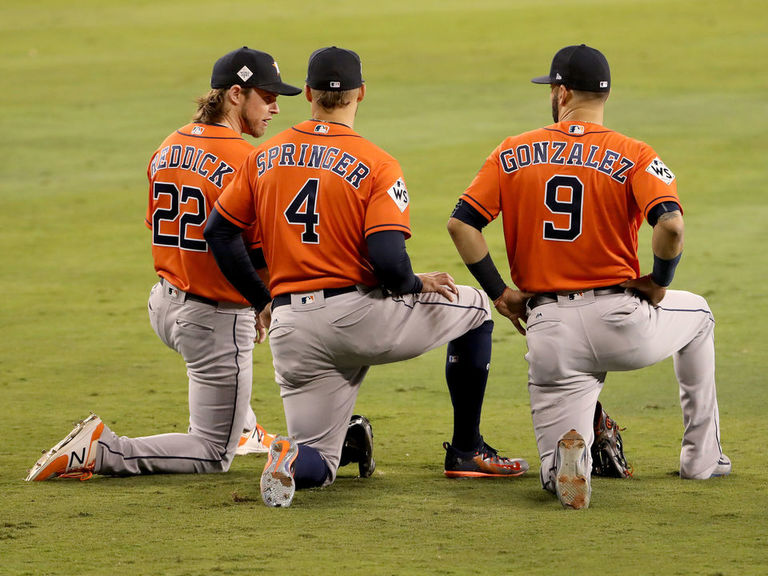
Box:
[591,401,633,478]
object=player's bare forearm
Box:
[417,271,458,302]
[622,211,683,305]
[447,217,489,264]
[652,211,684,259]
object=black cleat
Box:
[339,414,375,478]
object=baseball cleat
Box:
[591,401,632,478]
[236,423,275,455]
[555,429,591,509]
[681,454,732,479]
[339,415,375,478]
[260,435,299,507]
[709,455,732,478]
[443,438,528,478]
[25,414,104,482]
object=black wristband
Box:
[651,252,682,287]
[466,253,507,301]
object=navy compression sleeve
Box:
[366,230,423,294]
[203,208,271,311]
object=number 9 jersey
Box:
[460,121,681,293]
[146,123,257,305]
[214,120,411,297]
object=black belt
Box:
[186,292,218,306]
[272,286,358,310]
[527,285,625,310]
[161,278,218,306]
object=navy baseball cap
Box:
[211,47,301,95]
[306,46,364,91]
[531,44,611,93]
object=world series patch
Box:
[645,157,675,185]
[387,178,409,212]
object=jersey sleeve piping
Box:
[364,223,411,236]
[213,200,250,229]
[643,195,681,217]
[461,193,495,221]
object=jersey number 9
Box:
[543,175,583,242]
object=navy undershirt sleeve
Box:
[203,208,271,310]
[248,247,267,270]
[647,201,682,227]
[450,199,491,231]
[366,230,423,294]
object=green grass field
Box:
[2,0,767,574]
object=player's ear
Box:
[227,85,244,105]
[304,85,313,103]
[356,84,366,102]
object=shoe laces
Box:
[478,442,510,464]
[58,465,95,481]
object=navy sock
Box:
[445,320,493,452]
[293,444,330,489]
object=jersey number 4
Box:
[543,175,583,242]
[284,178,320,244]
[152,182,207,251]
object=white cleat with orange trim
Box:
[236,423,275,455]
[260,435,298,507]
[25,414,104,481]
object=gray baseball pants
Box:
[526,289,724,491]
[96,280,256,475]
[268,285,492,483]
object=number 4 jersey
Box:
[146,123,256,305]
[215,120,411,297]
[460,121,681,293]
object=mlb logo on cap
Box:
[306,46,364,91]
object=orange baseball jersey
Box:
[215,120,411,296]
[146,123,258,304]
[461,121,681,293]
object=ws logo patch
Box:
[646,157,675,185]
[387,178,409,213]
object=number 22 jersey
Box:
[146,123,256,305]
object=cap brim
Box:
[531,75,554,85]
[256,81,302,96]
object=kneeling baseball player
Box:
[448,44,729,510]
[25,48,301,482]
[205,46,529,507]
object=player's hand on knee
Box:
[493,287,534,335]
[417,271,458,302]
[621,275,666,306]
